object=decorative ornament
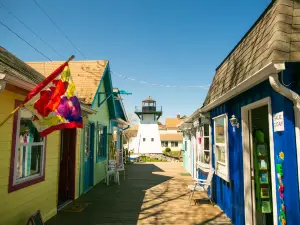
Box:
[279,151,285,160]
[276,151,286,225]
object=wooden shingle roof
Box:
[27,60,108,104]
[204,0,300,106]
[160,133,183,141]
[165,118,182,128]
[0,46,44,85]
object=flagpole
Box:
[0,55,75,128]
[0,104,24,127]
[67,55,75,63]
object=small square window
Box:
[143,138,146,142]
[97,125,107,160]
[171,141,178,147]
[151,138,154,142]
[161,141,168,147]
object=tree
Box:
[127,112,140,125]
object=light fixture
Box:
[230,115,240,128]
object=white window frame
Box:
[197,123,212,172]
[171,141,178,147]
[213,114,229,182]
[13,108,46,185]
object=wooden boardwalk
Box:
[46,162,232,225]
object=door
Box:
[242,98,277,225]
[58,128,76,208]
[84,124,94,192]
[249,105,274,225]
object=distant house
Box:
[160,115,183,151]
[181,1,300,224]
[0,47,95,225]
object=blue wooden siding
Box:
[207,63,300,225]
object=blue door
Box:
[84,124,94,192]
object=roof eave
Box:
[2,72,35,91]
[201,62,286,113]
[80,104,97,114]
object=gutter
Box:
[201,62,285,113]
[1,72,36,91]
[112,118,131,130]
[269,68,300,197]
[80,104,96,114]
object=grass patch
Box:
[140,156,167,162]
[165,151,182,156]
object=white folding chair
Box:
[116,149,126,180]
[188,168,214,205]
[105,160,120,185]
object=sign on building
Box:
[273,112,284,132]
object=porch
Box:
[46,162,231,225]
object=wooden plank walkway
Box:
[46,162,232,225]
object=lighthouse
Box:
[134,96,163,154]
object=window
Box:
[171,141,178,147]
[214,114,229,182]
[143,138,146,142]
[185,141,187,151]
[9,103,46,192]
[97,125,107,160]
[199,123,211,167]
[161,141,168,147]
[151,138,154,142]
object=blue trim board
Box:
[90,62,116,120]
[91,64,107,108]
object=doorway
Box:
[58,128,76,209]
[83,124,94,192]
[242,97,277,225]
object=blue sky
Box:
[0,0,271,123]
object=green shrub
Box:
[165,147,171,152]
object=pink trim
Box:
[24,62,68,103]
[8,100,47,193]
[39,121,83,137]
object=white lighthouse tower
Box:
[134,96,163,154]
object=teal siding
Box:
[80,65,116,194]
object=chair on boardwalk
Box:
[26,210,44,225]
[188,168,214,205]
[116,148,126,180]
[105,160,120,185]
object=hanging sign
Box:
[273,112,284,132]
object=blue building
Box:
[181,1,300,224]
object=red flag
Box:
[23,62,83,136]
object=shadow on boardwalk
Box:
[46,163,231,225]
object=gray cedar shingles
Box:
[203,0,299,106]
[0,46,44,85]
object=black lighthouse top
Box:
[142,96,156,105]
[135,96,162,119]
